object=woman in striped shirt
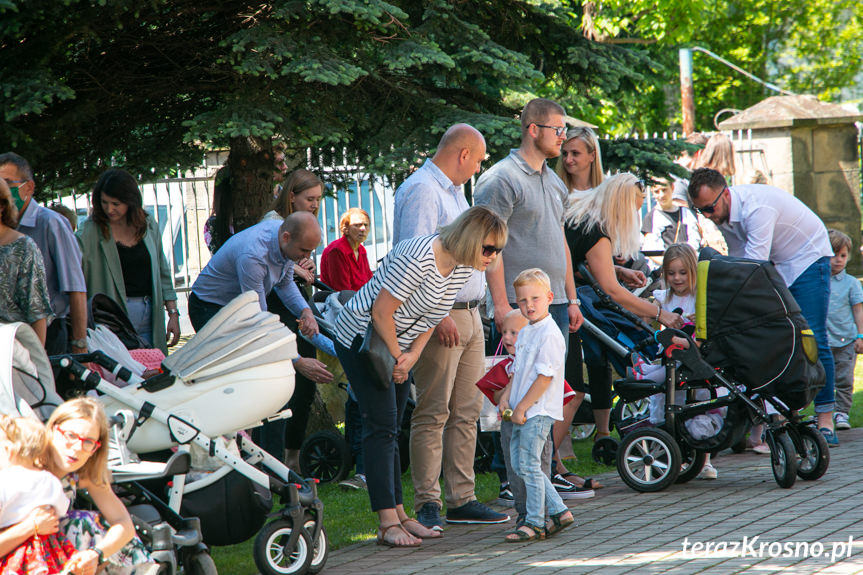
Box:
[334,205,507,548]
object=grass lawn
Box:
[209,365,863,573]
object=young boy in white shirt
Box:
[499,268,574,542]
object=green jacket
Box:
[76,215,177,354]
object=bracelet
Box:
[33,517,39,536]
[92,547,106,565]
[167,309,180,317]
[856,334,863,340]
[655,306,662,322]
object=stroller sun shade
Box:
[694,256,824,410]
[161,291,297,385]
[0,322,63,420]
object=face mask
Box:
[10,186,25,211]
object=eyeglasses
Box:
[482,245,503,257]
[3,178,28,186]
[55,427,101,453]
[533,124,567,137]
[695,187,726,215]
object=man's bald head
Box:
[279,210,321,261]
[432,123,486,186]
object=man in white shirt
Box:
[688,168,838,445]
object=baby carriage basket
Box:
[51,291,328,575]
[0,321,209,575]
[612,256,829,492]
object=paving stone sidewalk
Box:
[323,428,863,575]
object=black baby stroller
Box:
[612,256,829,492]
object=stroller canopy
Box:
[161,291,297,385]
[695,256,823,408]
[0,322,63,420]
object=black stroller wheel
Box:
[299,430,352,484]
[795,425,829,481]
[617,428,681,492]
[592,436,619,466]
[571,423,596,441]
[611,398,650,433]
[676,445,707,484]
[303,517,329,574]
[181,549,218,575]
[766,429,798,489]
[254,519,314,575]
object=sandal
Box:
[376,523,421,548]
[504,523,545,543]
[546,510,575,538]
[401,517,442,539]
[561,472,603,490]
[594,431,612,442]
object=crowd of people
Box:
[0,94,859,564]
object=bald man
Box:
[393,124,509,529]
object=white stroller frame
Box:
[53,292,327,575]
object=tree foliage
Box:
[1,0,652,203]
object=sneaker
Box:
[749,442,770,455]
[338,474,367,491]
[551,474,595,500]
[834,413,851,430]
[697,463,718,480]
[416,502,445,531]
[820,427,840,447]
[498,482,514,501]
[445,500,509,524]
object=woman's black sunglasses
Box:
[482,245,503,257]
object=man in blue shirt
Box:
[0,153,88,355]
[394,124,508,529]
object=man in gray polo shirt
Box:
[474,99,583,338]
[393,123,508,529]
[0,152,88,355]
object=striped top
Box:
[334,234,472,350]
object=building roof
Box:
[717,95,863,130]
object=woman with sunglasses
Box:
[46,398,156,575]
[333,205,507,548]
[564,173,684,443]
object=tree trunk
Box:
[227,136,276,231]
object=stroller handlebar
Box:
[577,263,656,333]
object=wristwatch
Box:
[568,298,580,306]
[92,547,106,565]
[69,338,87,349]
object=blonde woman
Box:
[556,127,604,195]
[564,173,683,440]
[695,133,736,180]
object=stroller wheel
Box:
[254,519,314,575]
[592,436,619,466]
[766,429,798,489]
[795,425,829,481]
[304,515,329,574]
[299,430,352,484]
[181,549,218,575]
[617,428,681,492]
[676,445,707,484]
[571,423,596,441]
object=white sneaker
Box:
[834,412,851,430]
[697,463,718,480]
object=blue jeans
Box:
[509,415,567,529]
[126,296,154,347]
[335,334,411,512]
[788,257,834,413]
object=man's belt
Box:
[451,299,482,310]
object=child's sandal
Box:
[504,523,545,542]
[546,511,575,537]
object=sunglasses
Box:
[55,427,101,453]
[482,245,503,257]
[695,187,726,215]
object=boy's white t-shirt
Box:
[0,466,70,528]
[509,314,565,421]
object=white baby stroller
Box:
[0,321,209,575]
[51,292,328,575]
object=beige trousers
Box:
[410,307,485,508]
